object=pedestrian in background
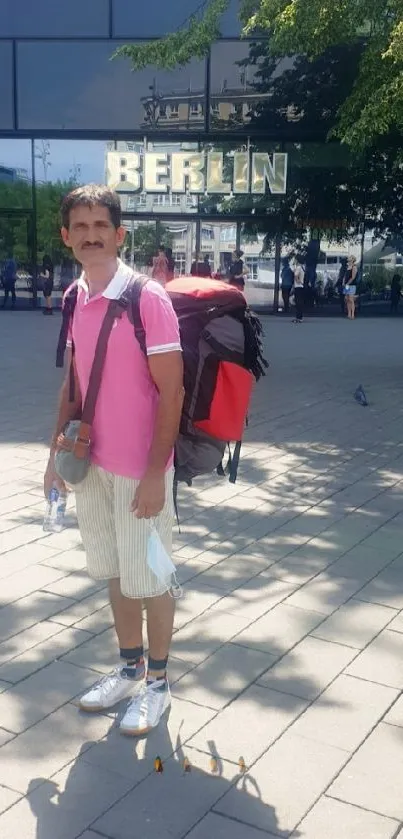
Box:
[337,257,348,315]
[345,255,358,320]
[191,253,209,277]
[281,257,294,313]
[152,246,169,285]
[390,274,401,314]
[1,255,17,310]
[165,247,175,281]
[203,255,212,278]
[292,256,305,323]
[228,249,247,291]
[41,254,54,316]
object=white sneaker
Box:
[120,679,171,736]
[79,667,142,712]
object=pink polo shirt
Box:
[69,261,181,480]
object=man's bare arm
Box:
[132,350,184,518]
[147,350,184,474]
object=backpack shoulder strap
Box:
[80,299,120,427]
[116,272,149,356]
[56,281,79,368]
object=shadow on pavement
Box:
[25,719,296,839]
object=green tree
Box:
[115,0,403,150]
[36,181,76,264]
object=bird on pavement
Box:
[354,385,368,406]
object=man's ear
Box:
[116,226,127,248]
[61,227,71,248]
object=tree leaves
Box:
[112,0,230,69]
[114,0,403,151]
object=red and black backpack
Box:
[56,274,268,487]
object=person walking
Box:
[151,246,169,285]
[280,257,294,313]
[202,254,212,278]
[41,254,54,316]
[44,184,183,737]
[191,253,206,277]
[165,247,175,281]
[337,257,348,314]
[1,255,17,309]
[345,255,358,319]
[292,256,305,323]
[228,249,247,291]
[390,273,401,314]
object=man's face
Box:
[61,204,126,267]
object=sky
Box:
[0,139,106,184]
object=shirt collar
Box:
[78,259,133,299]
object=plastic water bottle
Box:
[43,485,67,533]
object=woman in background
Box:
[165,247,175,281]
[292,256,305,323]
[228,250,247,291]
[151,246,169,286]
[345,255,358,320]
[41,254,54,316]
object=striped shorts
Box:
[75,465,175,599]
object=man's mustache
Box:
[82,242,104,249]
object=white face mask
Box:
[147,525,182,599]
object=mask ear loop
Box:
[147,519,183,600]
[170,577,183,600]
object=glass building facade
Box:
[0,0,358,307]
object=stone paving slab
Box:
[214,730,349,835]
[311,598,398,649]
[385,696,403,727]
[329,723,403,821]
[188,683,308,763]
[2,314,403,836]
[0,564,66,606]
[232,601,325,656]
[0,785,22,817]
[293,796,399,839]
[0,592,77,643]
[0,702,114,794]
[290,674,398,752]
[257,636,357,700]
[0,661,102,734]
[346,629,403,688]
[0,626,92,683]
[186,812,280,839]
[172,643,275,710]
[47,590,109,628]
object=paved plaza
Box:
[1,310,403,838]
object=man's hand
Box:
[44,454,66,499]
[131,471,166,519]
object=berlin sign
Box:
[107,150,288,196]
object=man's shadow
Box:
[27,708,297,839]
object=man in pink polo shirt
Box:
[44,184,183,737]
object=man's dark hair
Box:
[61,184,121,229]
